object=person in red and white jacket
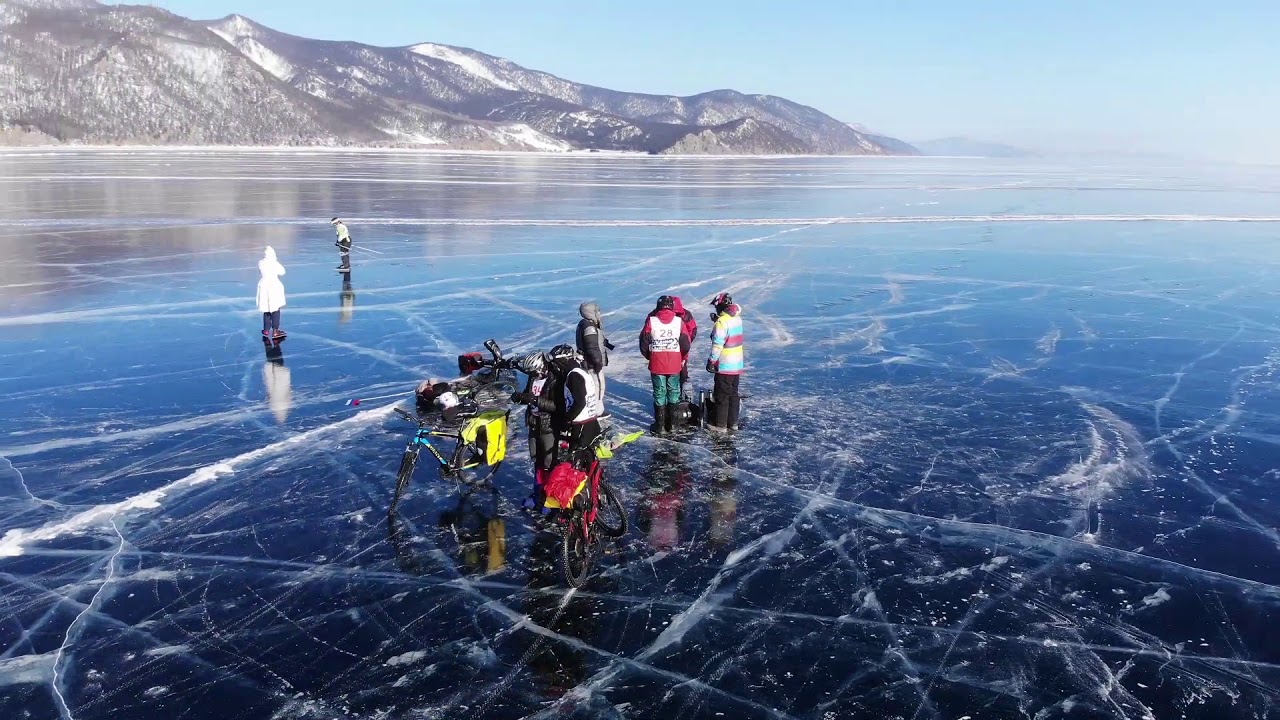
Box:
[639,295,692,436]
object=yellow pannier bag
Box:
[460,410,508,466]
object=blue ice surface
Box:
[0,151,1278,719]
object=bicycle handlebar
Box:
[393,407,417,423]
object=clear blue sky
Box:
[124,0,1280,162]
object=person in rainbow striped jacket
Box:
[705,292,744,431]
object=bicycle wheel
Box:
[449,441,502,486]
[394,449,419,497]
[561,517,593,588]
[596,481,628,539]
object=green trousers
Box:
[651,374,681,406]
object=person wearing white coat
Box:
[256,246,287,339]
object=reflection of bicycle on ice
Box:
[388,484,507,577]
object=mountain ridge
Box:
[0,1,916,154]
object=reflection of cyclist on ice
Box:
[639,446,692,551]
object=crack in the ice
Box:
[51,515,124,720]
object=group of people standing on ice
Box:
[500,292,744,508]
[556,292,745,436]
[638,293,744,434]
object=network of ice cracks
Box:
[0,152,1278,720]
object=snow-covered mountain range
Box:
[0,0,918,154]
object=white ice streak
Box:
[1044,403,1151,538]
[143,645,191,657]
[12,213,1280,231]
[0,404,396,557]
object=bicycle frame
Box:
[406,427,456,470]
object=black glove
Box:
[604,340,616,351]
[706,359,718,374]
[510,392,533,405]
[709,312,719,323]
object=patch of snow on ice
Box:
[409,43,515,90]
[144,645,190,657]
[386,651,428,667]
[0,653,55,687]
[1141,587,1172,609]
[980,556,1010,572]
[906,566,973,585]
[1036,326,1062,355]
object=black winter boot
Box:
[651,404,666,436]
[662,403,674,434]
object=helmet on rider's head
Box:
[711,292,733,312]
[513,351,548,377]
[546,345,579,375]
[656,295,675,311]
[547,344,578,363]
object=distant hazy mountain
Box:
[845,124,921,155]
[0,0,915,154]
[914,137,1036,158]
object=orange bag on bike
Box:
[543,462,588,510]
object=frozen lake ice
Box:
[1,150,1278,719]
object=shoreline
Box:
[0,144,942,160]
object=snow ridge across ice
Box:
[0,404,396,557]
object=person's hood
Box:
[263,246,277,262]
[579,302,601,325]
[672,297,685,314]
[651,308,678,323]
[717,304,740,318]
